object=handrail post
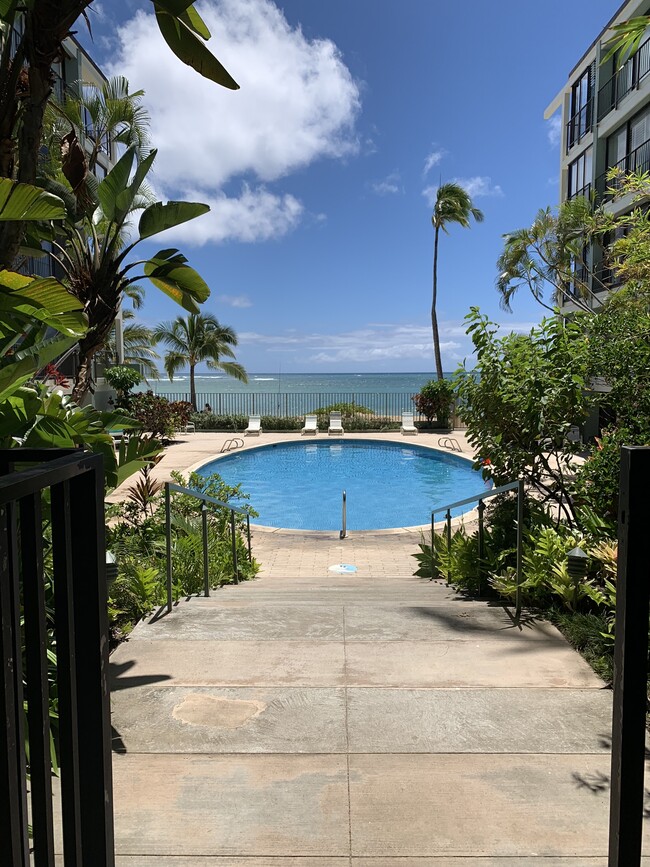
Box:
[477,499,486,596]
[430,511,436,580]
[246,514,252,561]
[340,489,347,539]
[445,509,452,583]
[165,483,172,613]
[515,479,524,622]
[201,504,209,598]
[230,510,239,584]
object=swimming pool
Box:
[196,439,489,531]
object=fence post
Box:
[201,505,210,597]
[246,514,252,561]
[445,509,452,583]
[230,510,239,584]
[515,479,524,622]
[165,483,172,612]
[477,499,486,596]
[608,446,650,867]
[431,512,436,580]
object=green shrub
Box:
[260,415,302,431]
[190,412,248,430]
[104,365,142,402]
[128,391,188,438]
[412,379,455,424]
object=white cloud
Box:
[452,176,504,198]
[371,172,402,196]
[239,323,462,364]
[423,148,445,176]
[107,0,361,244]
[217,294,253,308]
[547,114,562,148]
[157,184,303,245]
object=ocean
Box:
[140,372,449,418]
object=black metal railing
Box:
[163,482,252,614]
[598,36,650,121]
[0,449,114,867]
[568,181,592,201]
[149,391,449,423]
[566,99,593,152]
[595,137,650,200]
[431,479,525,621]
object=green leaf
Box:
[0,272,86,337]
[144,255,210,312]
[114,149,157,222]
[178,5,211,40]
[155,9,239,90]
[138,200,210,240]
[97,146,136,222]
[23,416,77,448]
[0,178,65,221]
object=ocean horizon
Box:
[139,372,456,416]
[143,371,455,396]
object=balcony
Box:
[566,100,593,152]
[568,182,592,201]
[595,137,650,200]
[598,36,650,122]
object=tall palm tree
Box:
[154,313,248,409]
[430,183,484,380]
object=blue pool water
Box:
[197,440,489,531]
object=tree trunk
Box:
[190,364,196,410]
[0,1,93,269]
[431,225,444,381]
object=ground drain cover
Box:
[328,563,357,574]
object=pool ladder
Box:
[220,437,244,453]
[340,490,347,539]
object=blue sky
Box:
[81,0,615,374]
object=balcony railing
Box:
[568,182,591,201]
[566,99,593,152]
[598,36,650,121]
[595,137,650,200]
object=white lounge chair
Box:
[302,414,318,435]
[400,411,417,435]
[245,414,262,436]
[328,411,344,436]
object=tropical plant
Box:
[154,313,248,409]
[412,379,454,425]
[39,144,211,401]
[127,391,192,439]
[104,365,142,404]
[430,183,483,379]
[496,198,607,314]
[0,1,238,270]
[51,76,151,173]
[456,308,591,526]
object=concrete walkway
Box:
[105,563,648,864]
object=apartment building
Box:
[545,0,650,309]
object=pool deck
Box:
[107,429,477,578]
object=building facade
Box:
[545,0,650,310]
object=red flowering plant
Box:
[42,363,69,388]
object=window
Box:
[567,64,594,150]
[605,105,650,183]
[568,147,592,199]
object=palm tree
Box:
[430,183,484,380]
[154,313,248,408]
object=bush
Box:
[104,365,142,402]
[190,412,248,431]
[106,468,259,634]
[412,379,455,425]
[128,391,187,438]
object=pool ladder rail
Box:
[340,489,347,539]
[220,437,244,453]
[438,436,462,453]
